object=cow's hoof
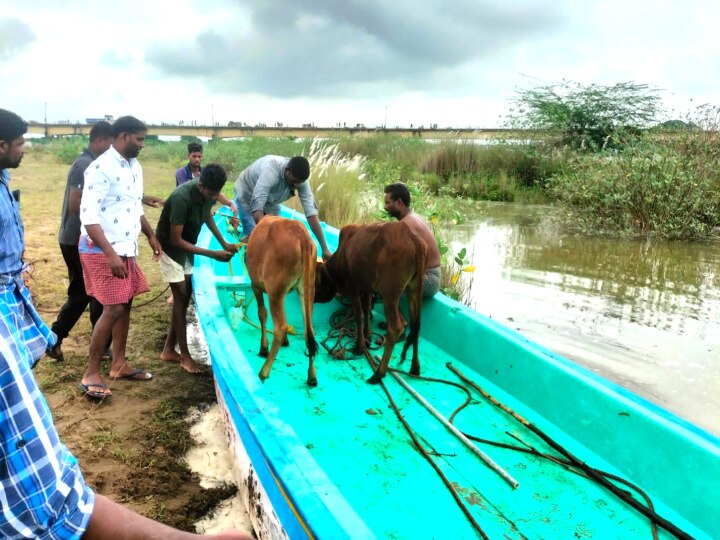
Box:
[258,373,268,383]
[307,377,318,387]
[366,372,383,385]
[259,348,269,358]
[410,366,420,376]
[282,338,290,347]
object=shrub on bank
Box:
[548,131,720,239]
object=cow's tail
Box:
[401,234,427,360]
[301,233,319,359]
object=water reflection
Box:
[450,203,720,435]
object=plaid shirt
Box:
[0,316,94,539]
[0,169,25,274]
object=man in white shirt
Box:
[78,116,162,400]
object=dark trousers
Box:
[51,243,103,344]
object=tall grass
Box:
[285,140,373,227]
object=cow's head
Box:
[314,261,338,303]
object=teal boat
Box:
[193,207,719,540]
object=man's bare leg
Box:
[161,277,203,373]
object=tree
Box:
[506,80,663,151]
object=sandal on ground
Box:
[78,382,111,401]
[109,368,153,381]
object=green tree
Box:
[507,80,663,151]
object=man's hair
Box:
[288,156,310,181]
[112,116,147,138]
[0,109,28,143]
[89,121,113,142]
[187,141,202,154]
[384,182,411,207]
[199,163,227,191]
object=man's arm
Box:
[140,215,162,261]
[218,193,237,216]
[85,494,252,539]
[142,194,164,208]
[68,187,82,215]
[169,222,234,262]
[307,215,332,260]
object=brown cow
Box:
[244,216,319,386]
[315,221,428,384]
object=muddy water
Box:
[449,202,720,436]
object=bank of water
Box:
[451,202,720,435]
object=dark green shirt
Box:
[155,179,215,266]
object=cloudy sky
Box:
[1,0,718,129]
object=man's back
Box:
[401,213,441,268]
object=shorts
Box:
[423,266,441,298]
[80,253,149,305]
[159,252,193,284]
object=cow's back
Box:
[333,221,424,294]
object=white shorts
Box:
[159,252,193,284]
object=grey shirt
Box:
[58,148,96,245]
[233,155,318,218]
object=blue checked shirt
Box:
[0,169,25,275]
[0,317,94,539]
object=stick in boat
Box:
[382,361,520,489]
[446,362,693,540]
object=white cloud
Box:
[1,0,718,127]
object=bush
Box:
[548,123,720,239]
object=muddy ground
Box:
[22,149,239,532]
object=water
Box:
[449,202,720,436]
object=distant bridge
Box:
[26,123,522,140]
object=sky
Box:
[1,0,718,129]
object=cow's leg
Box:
[253,286,269,357]
[401,278,423,376]
[361,292,372,346]
[258,292,288,383]
[368,296,402,384]
[351,295,368,355]
[297,287,318,387]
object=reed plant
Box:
[285,140,373,227]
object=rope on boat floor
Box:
[323,305,693,540]
[446,362,693,540]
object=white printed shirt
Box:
[80,145,144,257]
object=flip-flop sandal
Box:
[110,368,153,381]
[78,382,111,401]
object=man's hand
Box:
[148,236,163,261]
[107,253,127,278]
[221,240,239,253]
[142,194,164,208]
[229,201,238,216]
[213,249,236,262]
[322,247,333,261]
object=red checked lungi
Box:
[79,253,149,305]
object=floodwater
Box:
[449,202,720,436]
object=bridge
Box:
[26,122,519,140]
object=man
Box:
[175,141,203,186]
[0,108,56,367]
[176,140,237,210]
[0,318,252,539]
[47,123,165,362]
[384,182,441,298]
[46,121,113,362]
[156,164,236,374]
[78,115,161,400]
[233,154,332,259]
